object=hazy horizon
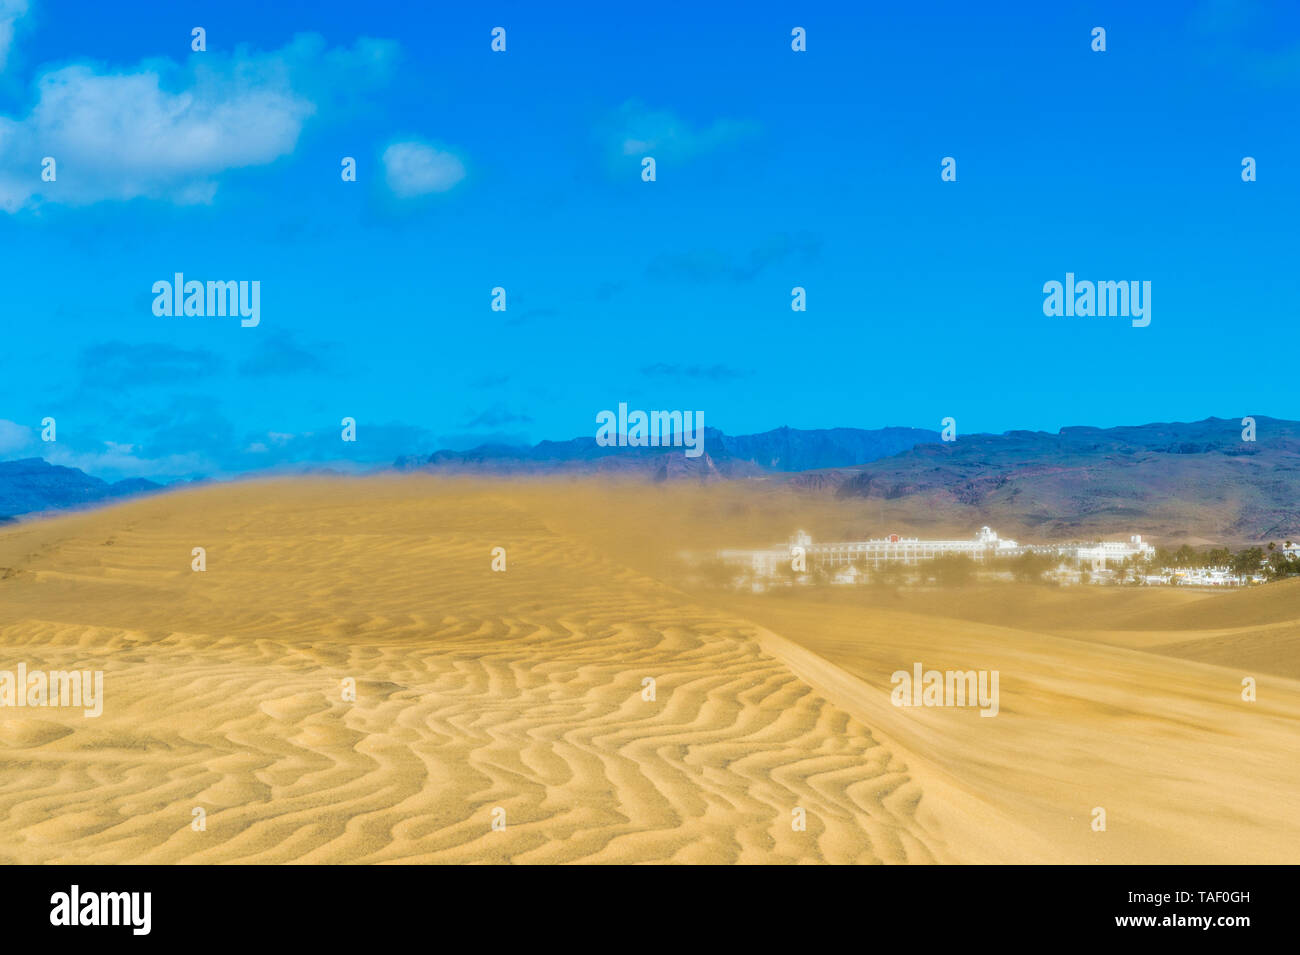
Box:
[5,410,1295,484]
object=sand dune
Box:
[0,477,1296,863]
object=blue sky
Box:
[0,0,1297,480]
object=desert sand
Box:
[0,476,1296,863]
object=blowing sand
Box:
[0,476,1295,863]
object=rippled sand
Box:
[0,477,1296,863]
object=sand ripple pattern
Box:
[0,480,940,864]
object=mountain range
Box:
[394,425,940,479]
[6,417,1300,544]
[0,458,162,523]
[797,416,1300,545]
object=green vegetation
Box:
[919,554,976,586]
[1262,542,1299,580]
[1152,544,1277,580]
[991,551,1058,583]
[871,561,905,589]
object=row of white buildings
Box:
[1145,568,1264,587]
[717,527,1157,581]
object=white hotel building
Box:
[717,528,1154,578]
[1068,536,1155,570]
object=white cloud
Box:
[382,140,465,197]
[42,443,207,480]
[0,33,398,211]
[0,417,33,453]
[0,0,28,72]
[603,99,758,164]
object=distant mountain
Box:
[12,417,1300,544]
[800,416,1300,545]
[0,459,163,521]
[395,425,941,479]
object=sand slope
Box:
[0,477,1296,863]
[0,478,945,863]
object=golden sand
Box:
[0,476,1295,863]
